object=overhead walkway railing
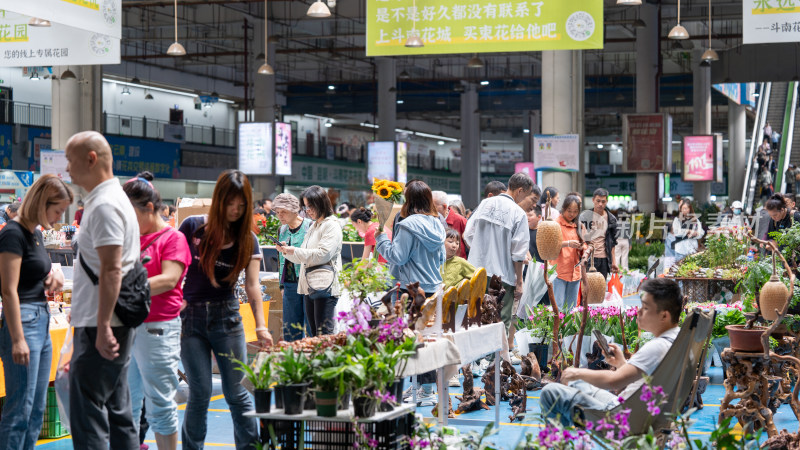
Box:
[743,82,769,213]
[776,82,798,193]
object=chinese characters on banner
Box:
[0,9,119,66]
[533,134,579,172]
[622,113,673,173]
[682,135,715,182]
[238,122,273,176]
[743,0,800,44]
[106,136,181,179]
[366,0,603,56]
[0,0,121,38]
[275,122,293,176]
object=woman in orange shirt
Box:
[550,194,586,312]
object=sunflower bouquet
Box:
[371,179,404,203]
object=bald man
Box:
[65,131,141,449]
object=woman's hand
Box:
[44,267,65,293]
[12,338,30,366]
[567,240,581,249]
[257,329,273,348]
[276,243,295,255]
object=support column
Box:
[635,2,658,214]
[251,18,277,199]
[460,82,480,208]
[541,50,574,205]
[377,58,397,142]
[729,100,747,202]
[693,52,712,204]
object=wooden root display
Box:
[573,248,594,368]
[543,260,565,374]
[431,397,455,419]
[455,365,490,414]
[480,275,505,326]
[764,431,800,449]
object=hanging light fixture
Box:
[467,54,484,69]
[30,71,40,81]
[60,66,76,80]
[145,91,154,100]
[166,0,187,56]
[121,86,131,96]
[405,0,423,47]
[668,0,689,40]
[28,17,51,27]
[307,0,331,18]
[398,70,411,79]
[258,0,274,75]
[701,0,718,62]
[616,0,642,4]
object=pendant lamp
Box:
[307,0,331,18]
[166,0,187,56]
[405,0,424,47]
[258,0,274,75]
[701,0,718,62]
[668,0,689,40]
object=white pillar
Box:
[460,82,480,208]
[635,3,658,213]
[729,100,747,202]
[693,52,712,204]
[377,58,397,142]
[541,50,574,205]
[251,18,277,199]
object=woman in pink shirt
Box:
[123,172,191,450]
[349,207,391,263]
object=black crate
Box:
[259,412,415,449]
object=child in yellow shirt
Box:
[441,228,477,288]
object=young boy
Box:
[441,228,477,288]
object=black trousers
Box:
[304,294,338,337]
[594,257,612,280]
[70,326,138,450]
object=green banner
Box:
[366,0,603,56]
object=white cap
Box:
[731,201,743,209]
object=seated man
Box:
[540,278,682,426]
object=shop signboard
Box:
[622,113,672,173]
[238,122,273,176]
[275,122,292,176]
[533,134,579,172]
[1,0,122,38]
[0,169,33,200]
[0,124,13,169]
[0,10,119,66]
[40,149,70,182]
[105,136,180,179]
[584,175,636,196]
[682,135,716,182]
[366,0,603,56]
[743,0,800,44]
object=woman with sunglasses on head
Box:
[123,172,191,450]
[178,170,272,450]
[0,174,71,450]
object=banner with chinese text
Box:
[682,135,715,182]
[533,134,579,172]
[0,0,121,38]
[0,10,119,66]
[367,0,603,56]
[743,0,800,44]
[622,113,672,173]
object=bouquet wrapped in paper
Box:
[371,179,404,229]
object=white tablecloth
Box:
[399,339,461,381]
[444,322,510,367]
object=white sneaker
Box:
[479,359,491,371]
[416,389,438,407]
[449,375,461,387]
[402,385,415,402]
[510,355,522,365]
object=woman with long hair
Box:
[551,194,586,312]
[123,172,191,450]
[766,194,800,243]
[178,170,272,450]
[669,199,704,260]
[277,185,342,337]
[0,174,71,449]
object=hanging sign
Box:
[0,0,122,38]
[40,150,70,183]
[743,1,800,44]
[533,134,579,172]
[622,113,673,173]
[275,122,292,176]
[238,122,273,176]
[682,135,715,182]
[0,10,119,66]
[366,0,603,56]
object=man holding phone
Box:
[539,278,682,426]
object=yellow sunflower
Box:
[372,179,388,191]
[387,181,403,192]
[377,186,392,199]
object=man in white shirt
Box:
[66,131,140,449]
[463,173,532,333]
[539,278,683,426]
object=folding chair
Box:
[579,308,715,436]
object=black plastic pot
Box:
[352,395,377,418]
[304,392,316,410]
[254,389,272,413]
[380,379,403,412]
[529,343,550,373]
[283,383,308,415]
[337,390,351,410]
[392,378,405,403]
[274,385,286,409]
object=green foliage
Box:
[274,347,312,385]
[712,309,746,341]
[770,221,800,265]
[313,347,364,395]
[230,354,273,390]
[342,222,364,243]
[337,257,393,301]
[702,233,749,268]
[256,215,281,245]
[675,261,701,278]
[629,240,665,272]
[519,305,556,343]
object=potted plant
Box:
[313,347,364,417]
[375,337,416,412]
[338,258,394,303]
[274,347,312,415]
[231,354,274,413]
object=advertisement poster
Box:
[1,0,122,38]
[367,0,603,56]
[533,134,579,172]
[238,122,273,176]
[682,135,715,182]
[275,122,292,176]
[396,141,408,183]
[622,113,671,173]
[367,141,396,182]
[40,150,70,182]
[515,162,535,177]
[0,10,119,67]
[743,0,800,44]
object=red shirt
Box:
[364,222,392,264]
[446,208,468,258]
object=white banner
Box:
[0,0,122,38]
[743,1,800,44]
[238,122,273,176]
[533,134,579,172]
[41,150,71,183]
[0,10,119,66]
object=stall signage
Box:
[533,134,579,172]
[0,0,121,38]
[366,0,603,56]
[238,122,273,176]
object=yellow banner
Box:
[366,0,603,56]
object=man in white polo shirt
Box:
[65,131,140,449]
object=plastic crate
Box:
[259,412,415,449]
[40,386,69,439]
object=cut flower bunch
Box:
[372,178,405,203]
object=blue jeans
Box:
[180,299,257,450]
[281,282,305,342]
[540,380,620,426]
[553,278,580,312]
[0,302,51,450]
[129,317,181,436]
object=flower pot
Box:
[392,378,405,405]
[337,389,351,410]
[253,388,272,413]
[315,390,338,417]
[353,395,378,418]
[379,380,402,412]
[274,385,285,409]
[304,392,316,410]
[368,319,381,328]
[528,343,550,373]
[726,325,768,353]
[283,383,308,415]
